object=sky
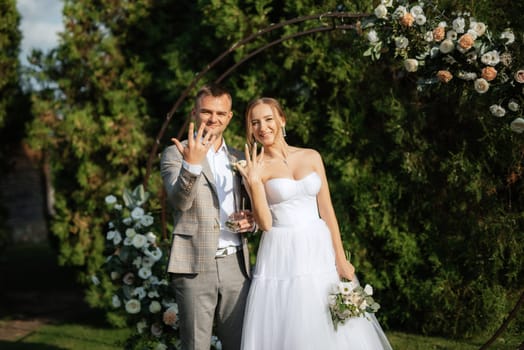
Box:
[17,0,63,65]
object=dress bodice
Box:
[264,172,321,227]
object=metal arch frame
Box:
[141,11,524,347]
[143,11,369,186]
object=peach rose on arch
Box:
[433,26,445,41]
[437,70,453,83]
[400,13,414,27]
[481,67,497,81]
[458,33,475,50]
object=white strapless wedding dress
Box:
[241,172,392,350]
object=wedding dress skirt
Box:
[241,172,392,350]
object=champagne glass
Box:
[226,198,251,233]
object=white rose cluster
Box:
[362,0,523,131]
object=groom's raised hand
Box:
[171,122,216,165]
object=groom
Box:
[160,83,254,350]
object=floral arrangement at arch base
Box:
[98,185,222,350]
[361,0,524,132]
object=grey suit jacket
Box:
[160,142,251,276]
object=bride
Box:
[236,97,392,349]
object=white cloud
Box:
[17,0,63,63]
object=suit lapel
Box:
[227,152,244,212]
[202,158,218,197]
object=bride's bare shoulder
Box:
[290,147,321,159]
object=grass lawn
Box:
[0,323,130,350]
[1,324,521,350]
[0,243,521,349]
[387,331,521,349]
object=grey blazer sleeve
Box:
[160,144,201,212]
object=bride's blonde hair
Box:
[244,97,287,150]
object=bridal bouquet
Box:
[328,279,381,330]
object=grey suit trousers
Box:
[171,250,250,350]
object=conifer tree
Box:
[0,0,26,250]
[26,0,152,278]
[0,0,21,132]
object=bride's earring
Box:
[281,125,287,137]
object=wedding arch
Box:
[105,5,522,350]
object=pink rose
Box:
[163,306,178,326]
[515,70,524,84]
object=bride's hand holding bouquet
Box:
[329,251,381,330]
[336,255,355,281]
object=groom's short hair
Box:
[195,83,232,108]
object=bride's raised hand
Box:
[236,142,264,185]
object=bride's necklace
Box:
[267,149,289,167]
